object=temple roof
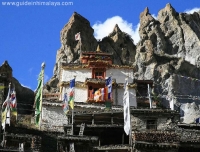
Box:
[61,62,135,70]
[82,51,113,56]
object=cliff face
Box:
[53,12,98,77]
[138,3,200,65]
[135,4,200,123]
[48,4,200,123]
[12,77,34,114]
[135,4,200,92]
[0,61,34,114]
[100,24,136,65]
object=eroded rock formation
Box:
[135,4,200,123]
[0,61,34,114]
[47,4,200,123]
[53,12,98,78]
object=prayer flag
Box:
[101,88,104,101]
[123,78,130,135]
[75,32,81,41]
[105,77,112,100]
[69,78,75,109]
[34,67,44,126]
[196,117,200,123]
[10,89,17,116]
[1,85,11,130]
[63,93,69,114]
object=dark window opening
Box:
[95,71,103,76]
[146,120,157,130]
[95,71,104,79]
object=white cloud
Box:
[152,14,157,19]
[21,84,31,89]
[184,8,200,14]
[92,16,140,44]
[28,67,33,75]
[44,74,49,83]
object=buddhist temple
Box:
[1,45,200,152]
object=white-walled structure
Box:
[59,64,136,106]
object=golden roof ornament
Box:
[96,44,101,52]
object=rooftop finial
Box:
[96,44,101,52]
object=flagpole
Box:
[80,32,82,58]
[148,84,152,109]
[0,85,2,143]
[39,62,45,130]
[72,75,76,135]
[2,83,11,147]
[13,84,18,122]
[126,77,132,149]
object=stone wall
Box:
[131,116,170,131]
[42,105,68,132]
[171,74,200,124]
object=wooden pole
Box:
[148,84,152,109]
[71,75,76,135]
[2,83,11,147]
[39,62,45,130]
[0,85,3,144]
[80,32,82,57]
[127,78,132,149]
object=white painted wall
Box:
[61,69,91,82]
[61,68,135,105]
[74,88,88,102]
[61,86,88,103]
[116,88,137,107]
[42,105,68,132]
[106,68,134,83]
[62,68,134,84]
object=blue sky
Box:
[0,0,200,90]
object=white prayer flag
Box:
[75,32,81,41]
[2,84,11,130]
[148,84,152,108]
[123,79,130,135]
[170,97,174,110]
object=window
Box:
[95,71,103,77]
[92,68,105,79]
[94,71,104,79]
[146,120,157,130]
